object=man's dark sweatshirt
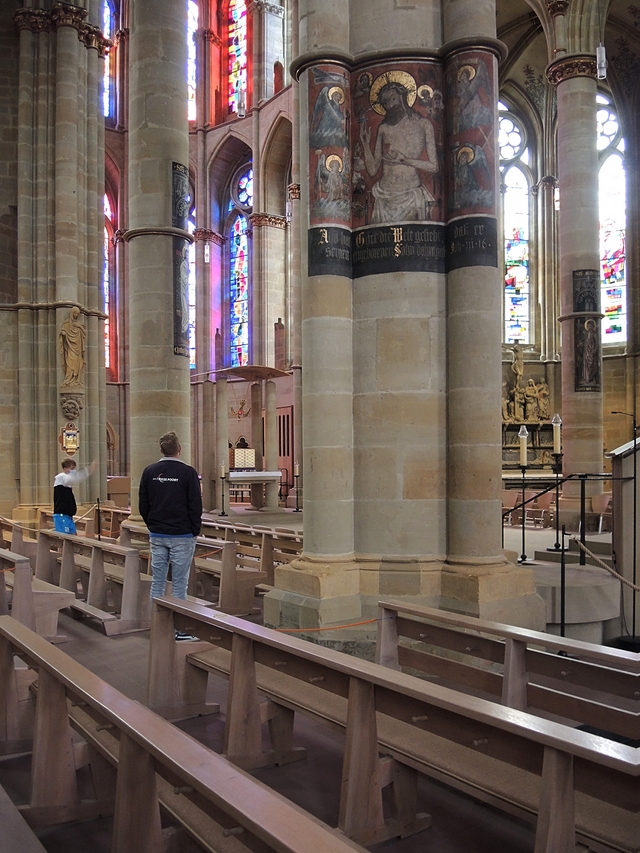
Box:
[138,457,202,537]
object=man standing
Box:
[139,432,202,638]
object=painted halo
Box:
[369,70,417,115]
[457,64,477,82]
[457,145,476,163]
[417,84,434,100]
[325,154,344,172]
[328,86,345,104]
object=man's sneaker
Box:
[175,630,198,642]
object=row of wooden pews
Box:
[0,615,365,853]
[146,595,640,853]
[0,548,74,642]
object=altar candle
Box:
[220,463,226,478]
[518,426,528,467]
[552,415,562,454]
[294,462,300,477]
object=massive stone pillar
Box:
[8,4,108,516]
[265,0,544,636]
[127,0,191,515]
[441,1,542,624]
[547,55,603,515]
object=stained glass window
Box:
[187,0,198,122]
[597,95,626,344]
[103,1,114,118]
[500,110,530,344]
[228,0,247,114]
[236,169,253,207]
[103,194,113,369]
[229,214,249,366]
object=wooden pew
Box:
[0,548,74,642]
[121,520,270,616]
[37,508,95,538]
[0,519,38,570]
[0,616,365,853]
[35,530,150,635]
[94,504,130,540]
[147,596,640,852]
[0,784,48,853]
[375,599,640,742]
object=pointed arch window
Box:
[228,0,247,114]
[228,166,253,366]
[187,0,198,122]
[103,0,115,119]
[597,94,626,344]
[500,107,531,344]
[103,194,115,373]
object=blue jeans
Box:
[149,535,196,600]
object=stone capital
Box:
[115,28,129,45]
[51,3,88,31]
[249,213,287,229]
[13,9,52,34]
[248,1,285,17]
[193,228,224,246]
[195,27,222,48]
[112,229,126,246]
[288,183,301,200]
[547,0,569,16]
[546,54,597,86]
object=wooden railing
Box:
[0,616,365,853]
[147,596,640,852]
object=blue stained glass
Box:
[229,214,249,366]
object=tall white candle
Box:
[518,425,528,467]
[552,414,562,454]
[294,462,300,477]
[220,463,226,478]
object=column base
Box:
[441,558,546,630]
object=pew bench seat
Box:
[184,644,639,853]
[0,784,48,853]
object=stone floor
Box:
[1,512,613,853]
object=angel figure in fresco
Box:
[452,143,493,209]
[455,60,492,134]
[360,71,439,224]
[309,73,349,149]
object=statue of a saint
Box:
[524,378,539,422]
[59,307,86,386]
[536,378,551,420]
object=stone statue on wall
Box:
[536,378,551,420]
[59,307,86,387]
[524,378,539,421]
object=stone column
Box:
[215,376,229,511]
[263,379,280,508]
[547,55,603,518]
[441,0,543,625]
[127,0,191,515]
[264,0,358,632]
[250,380,264,508]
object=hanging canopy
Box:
[213,365,290,382]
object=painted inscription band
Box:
[352,224,445,277]
[446,216,497,270]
